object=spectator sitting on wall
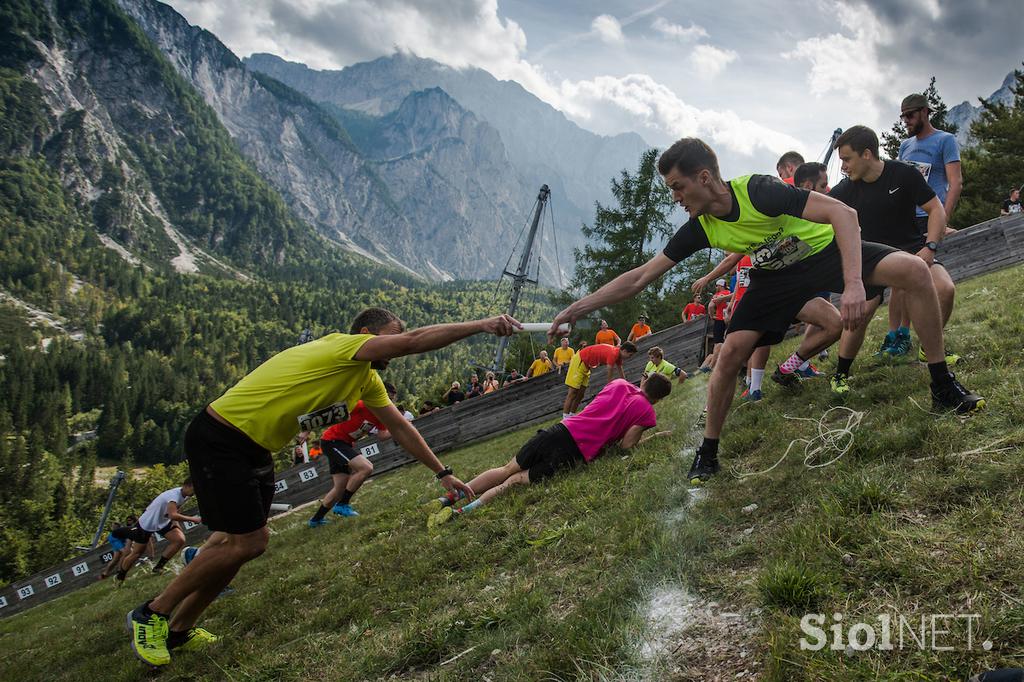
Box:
[595,319,621,346]
[482,371,500,394]
[396,404,415,421]
[627,314,653,343]
[465,374,484,398]
[527,351,554,378]
[443,381,466,405]
[553,337,575,374]
[1002,187,1022,216]
[419,401,440,415]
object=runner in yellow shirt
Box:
[127,307,519,667]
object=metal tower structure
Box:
[492,184,550,372]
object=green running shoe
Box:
[127,606,170,666]
[427,506,454,530]
[172,626,219,652]
[830,373,851,396]
[918,346,960,366]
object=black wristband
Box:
[435,466,453,481]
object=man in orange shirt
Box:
[627,314,652,343]
[594,320,621,346]
[562,341,637,417]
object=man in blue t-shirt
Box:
[886,92,963,357]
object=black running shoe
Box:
[931,374,986,415]
[687,450,720,484]
[771,366,801,389]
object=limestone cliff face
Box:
[948,71,1016,146]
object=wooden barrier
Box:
[3,214,1023,618]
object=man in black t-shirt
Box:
[1002,188,1022,216]
[829,125,959,393]
[549,138,985,484]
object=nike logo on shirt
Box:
[889,188,900,194]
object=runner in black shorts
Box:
[549,137,984,485]
[425,375,672,528]
[829,125,962,394]
[115,481,199,585]
[127,308,520,667]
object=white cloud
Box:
[650,17,708,41]
[591,14,625,44]
[689,44,738,79]
[784,3,899,120]
[559,73,802,156]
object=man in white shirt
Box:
[116,479,200,584]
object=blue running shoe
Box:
[307,517,330,528]
[183,546,198,566]
[796,363,823,378]
[744,389,762,402]
[332,504,360,517]
[874,330,897,356]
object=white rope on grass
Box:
[736,406,865,479]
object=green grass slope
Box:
[1,265,1022,681]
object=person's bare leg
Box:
[475,469,529,506]
[343,456,372,497]
[160,528,186,559]
[749,346,770,370]
[705,330,760,439]
[931,264,956,327]
[889,288,906,331]
[465,458,520,496]
[865,254,946,362]
[837,297,882,360]
[151,527,269,629]
[320,473,349,510]
[562,387,579,414]
[793,297,843,358]
[118,543,146,577]
[569,386,586,413]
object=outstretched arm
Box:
[355,315,520,363]
[692,253,743,293]
[549,254,676,340]
[369,403,474,499]
[166,501,201,525]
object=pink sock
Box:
[779,352,804,374]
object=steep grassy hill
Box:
[1,265,1021,681]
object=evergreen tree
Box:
[569,149,677,332]
[881,77,959,159]
[957,68,1024,226]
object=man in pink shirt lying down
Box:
[426,374,673,527]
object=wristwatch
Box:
[435,466,453,480]
[925,241,939,251]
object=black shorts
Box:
[515,423,585,483]
[322,439,360,475]
[127,521,174,544]
[185,408,275,535]
[712,319,727,344]
[728,240,894,347]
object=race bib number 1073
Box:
[297,402,349,432]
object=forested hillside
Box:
[0,0,553,585]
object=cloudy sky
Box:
[169,0,1020,177]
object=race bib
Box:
[905,159,932,181]
[347,420,375,441]
[297,402,349,432]
[736,266,752,288]
[751,236,812,271]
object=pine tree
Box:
[957,67,1024,226]
[569,149,677,332]
[881,77,959,159]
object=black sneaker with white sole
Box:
[771,366,801,390]
[931,374,985,415]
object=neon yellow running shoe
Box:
[427,506,454,531]
[422,498,446,514]
[918,346,960,366]
[127,607,170,666]
[173,627,219,652]
[830,373,851,396]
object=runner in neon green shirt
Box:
[128,307,521,667]
[550,137,983,486]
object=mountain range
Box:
[948,71,1018,146]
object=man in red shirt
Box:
[306,382,398,527]
[682,294,706,321]
[698,280,732,372]
[562,341,637,417]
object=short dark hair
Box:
[182,477,192,487]
[658,138,721,180]
[776,151,805,169]
[643,372,672,400]
[794,162,828,188]
[835,125,879,159]
[350,308,405,335]
[620,341,638,354]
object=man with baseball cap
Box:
[884,92,963,357]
